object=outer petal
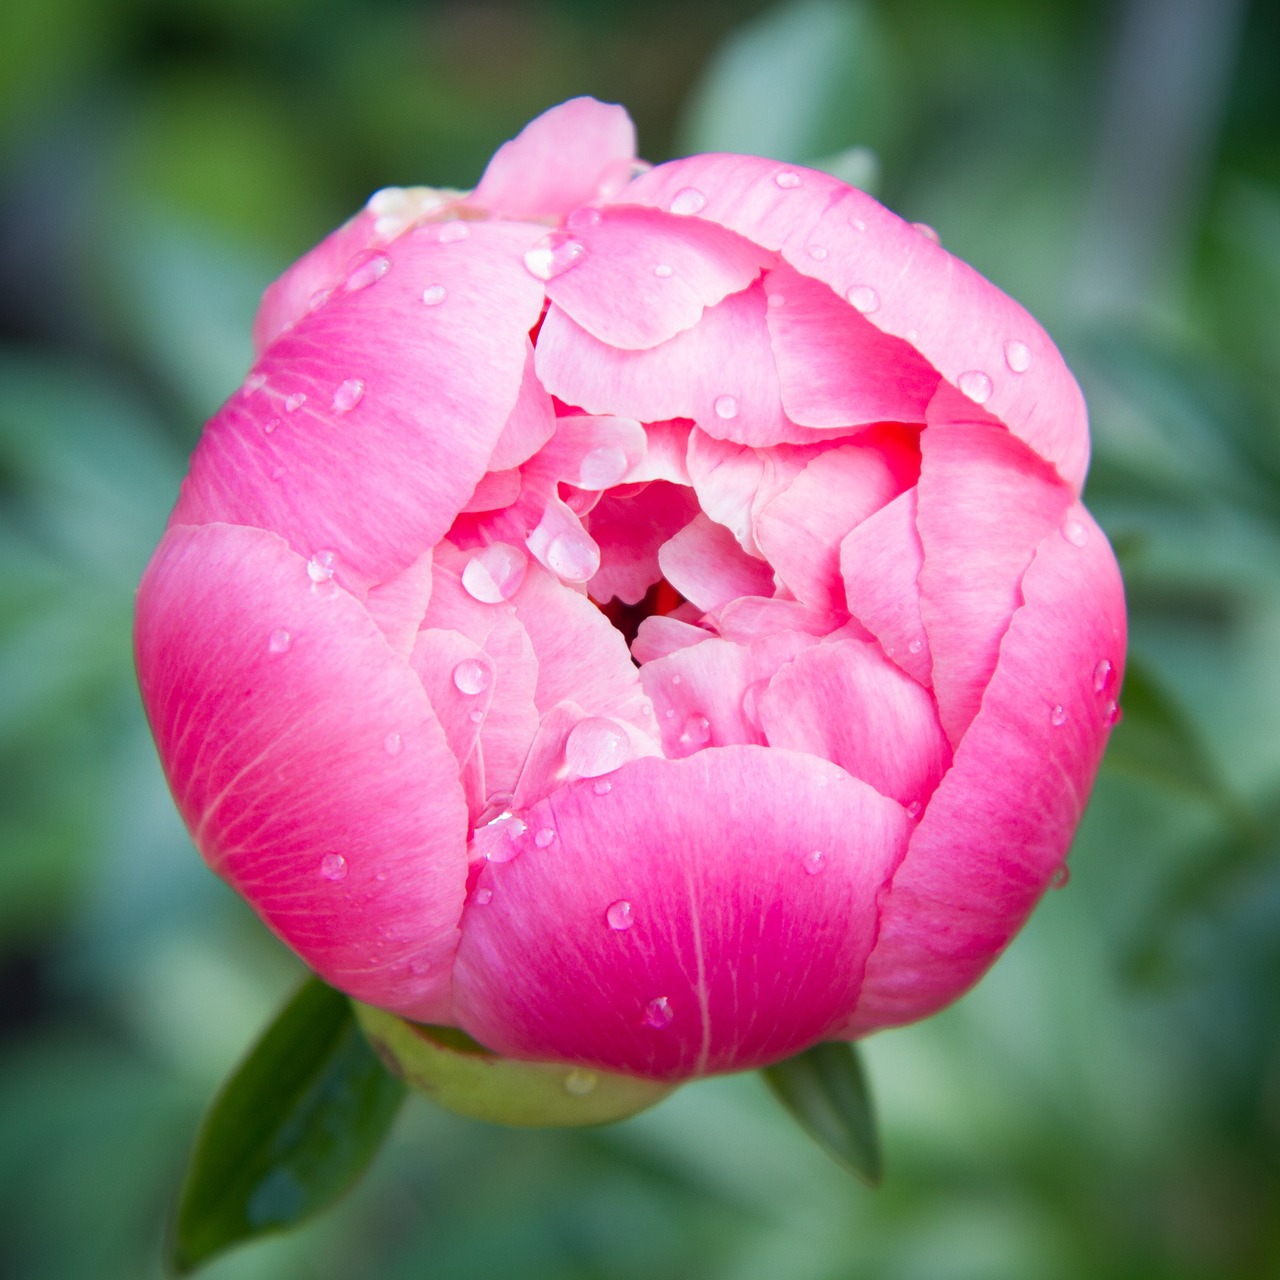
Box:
[624,155,1090,490]
[134,523,468,1021]
[845,505,1126,1034]
[173,223,546,594]
[452,748,907,1079]
[471,97,636,219]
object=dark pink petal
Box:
[658,514,776,612]
[840,489,932,686]
[624,155,1090,490]
[471,97,636,219]
[409,628,494,778]
[134,523,468,1022]
[763,264,938,428]
[758,639,951,806]
[173,222,547,594]
[451,748,907,1079]
[462,469,522,513]
[918,419,1071,745]
[588,481,701,605]
[545,207,771,349]
[844,505,1127,1033]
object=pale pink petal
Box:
[525,494,601,584]
[624,155,1090,490]
[488,341,557,472]
[363,548,433,659]
[625,419,693,484]
[840,489,932,686]
[712,595,837,642]
[758,639,951,807]
[452,748,907,1078]
[409,628,494,777]
[918,419,1071,745]
[173,223,547,594]
[471,97,636,219]
[462,469,522,513]
[134,523,467,1022]
[845,505,1127,1033]
[588,481,701,605]
[763,264,938,427]
[631,614,714,664]
[658,514,775,612]
[545,206,771,348]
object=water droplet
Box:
[331,379,365,413]
[852,217,867,232]
[957,370,993,404]
[243,372,267,394]
[307,550,338,583]
[845,285,880,314]
[669,187,707,215]
[773,170,802,189]
[912,221,941,243]
[284,392,308,413]
[462,543,528,602]
[563,1068,599,1095]
[654,262,674,278]
[474,886,493,906]
[421,284,447,306]
[906,799,923,819]
[345,254,391,291]
[262,417,280,434]
[606,899,634,930]
[1093,659,1115,696]
[546,531,600,583]
[452,658,491,695]
[383,731,402,756]
[906,327,920,343]
[1050,704,1068,726]
[565,718,629,778]
[578,445,630,489]
[523,237,586,281]
[437,221,469,243]
[566,206,602,230]
[534,827,556,849]
[803,849,825,875]
[678,712,712,753]
[767,292,786,308]
[642,996,673,1029]
[468,708,485,724]
[1050,864,1071,889]
[320,853,348,882]
[1063,519,1088,547]
[268,628,291,654]
[713,394,740,420]
[1004,339,1032,373]
[907,637,924,655]
[592,779,612,796]
[480,814,527,864]
[807,244,829,260]
[741,680,767,729]
[307,287,332,312]
[1103,699,1122,726]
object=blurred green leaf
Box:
[169,978,405,1275]
[762,1041,881,1184]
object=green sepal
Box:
[354,1003,676,1128]
[762,1041,882,1184]
[168,978,406,1274]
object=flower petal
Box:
[658,513,775,612]
[588,480,701,606]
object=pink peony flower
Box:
[135,98,1126,1084]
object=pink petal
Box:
[451,748,907,1078]
[845,504,1127,1033]
[409,628,494,777]
[658,513,776,612]
[363,548,433,658]
[462,469,522,513]
[625,418,693,484]
[840,488,933,686]
[712,594,837,642]
[134,523,468,1022]
[758,638,951,806]
[471,97,636,220]
[545,206,771,349]
[174,223,547,595]
[624,155,1090,490]
[918,419,1071,745]
[588,480,701,605]
[488,341,557,472]
[631,614,714,664]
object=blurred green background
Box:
[2,0,1279,1276]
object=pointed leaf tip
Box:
[167,978,405,1274]
[762,1041,882,1184]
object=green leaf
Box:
[762,1041,882,1184]
[168,978,405,1274]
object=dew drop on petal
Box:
[606,899,634,930]
[480,815,527,864]
[802,849,825,875]
[462,543,528,602]
[383,731,402,756]
[262,417,280,434]
[1063,519,1088,547]
[468,708,485,724]
[1104,699,1122,726]
[1093,659,1115,696]
[713,394,740,420]
[546,531,600,583]
[807,244,828,260]
[643,996,673,1029]
[474,886,493,906]
[678,712,712,753]
[331,379,364,413]
[906,799,923,819]
[592,779,612,796]
[437,221,469,243]
[1004,339,1032,373]
[268,628,291,654]
[767,292,786,308]
[1051,864,1071,889]
[452,658,491,695]
[669,187,707,215]
[534,827,556,849]
[654,263,674,278]
[243,372,267,394]
[773,170,802,189]
[912,221,941,243]
[566,206,602,230]
[845,285,880,314]
[578,445,630,489]
[1050,704,1068,726]
[523,238,586,281]
[563,1068,599,1096]
[320,853,348,882]
[907,637,924,655]
[307,287,332,312]
[421,284,447,306]
[284,392,308,413]
[345,254,391,291]
[565,718,630,778]
[957,370,994,404]
[307,550,338,583]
